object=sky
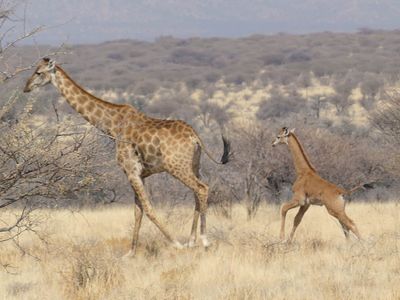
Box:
[11,0,400,45]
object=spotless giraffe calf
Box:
[272,127,370,242]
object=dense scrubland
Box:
[2,29,400,299]
[3,29,400,206]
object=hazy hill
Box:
[5,30,400,130]
[24,0,400,44]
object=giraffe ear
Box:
[290,128,296,133]
[48,59,55,71]
[44,58,55,71]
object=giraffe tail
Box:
[344,183,374,195]
[197,134,232,165]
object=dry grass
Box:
[1,202,399,299]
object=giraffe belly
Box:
[141,155,164,175]
[309,197,323,206]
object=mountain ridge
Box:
[17,0,400,44]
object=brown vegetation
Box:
[1,203,399,299]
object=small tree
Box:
[372,92,400,145]
[0,99,117,249]
[0,1,98,266]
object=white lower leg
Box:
[172,240,184,249]
[185,235,196,248]
[200,234,210,248]
[123,249,136,258]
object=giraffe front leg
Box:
[129,175,183,249]
[117,144,182,255]
[124,197,143,258]
[288,204,310,242]
[280,196,301,240]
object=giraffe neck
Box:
[287,133,316,176]
[52,66,133,136]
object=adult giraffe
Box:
[24,58,231,256]
[272,127,369,242]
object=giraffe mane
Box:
[290,132,317,172]
[55,65,127,109]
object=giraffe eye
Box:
[35,72,41,75]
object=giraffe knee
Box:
[196,184,208,201]
[195,185,208,212]
[346,216,355,226]
[134,204,143,218]
[338,215,352,227]
[281,205,288,217]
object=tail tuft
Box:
[363,183,374,189]
[346,182,375,195]
[221,135,232,164]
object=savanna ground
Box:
[1,201,399,300]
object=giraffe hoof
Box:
[123,249,136,258]
[285,238,295,245]
[172,241,184,250]
[184,239,196,248]
[200,235,211,248]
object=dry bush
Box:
[373,91,400,146]
[57,242,124,300]
[208,178,234,219]
[0,95,119,267]
[0,1,71,264]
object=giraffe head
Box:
[23,58,56,93]
[272,127,295,147]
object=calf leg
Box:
[339,221,350,239]
[289,204,310,242]
[326,196,361,240]
[338,214,361,240]
[280,194,303,240]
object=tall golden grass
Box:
[1,202,399,299]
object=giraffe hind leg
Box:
[338,214,361,240]
[187,145,201,248]
[124,193,144,258]
[326,199,361,241]
[188,176,209,248]
[339,221,350,239]
[170,165,210,249]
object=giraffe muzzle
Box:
[23,84,32,93]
